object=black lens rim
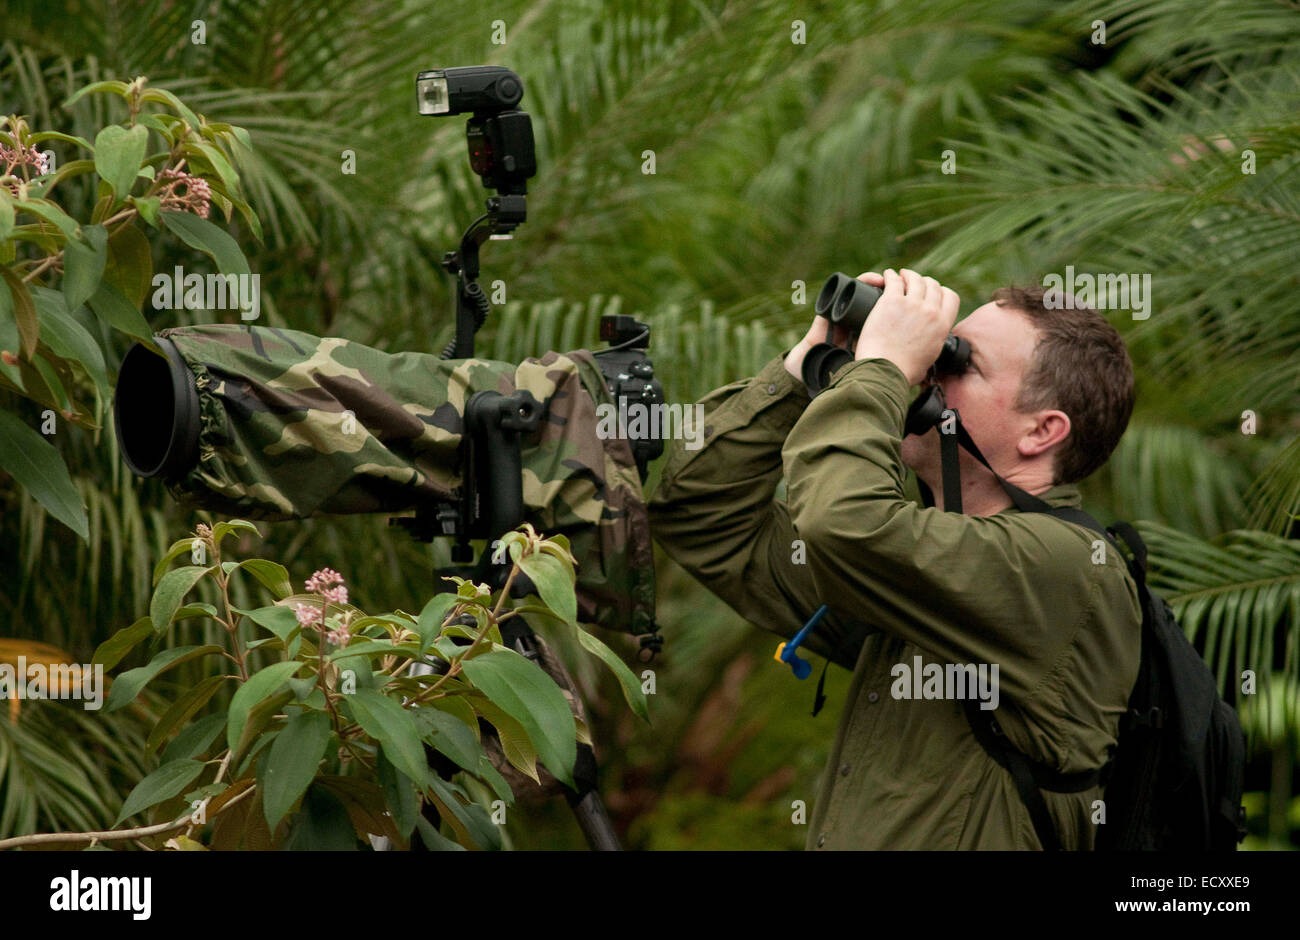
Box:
[114,337,201,480]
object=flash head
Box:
[417,66,524,116]
[418,65,536,196]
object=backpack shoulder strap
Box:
[959,505,1125,849]
[962,699,1105,850]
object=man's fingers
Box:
[900,268,926,299]
[882,268,904,296]
[939,286,960,325]
[856,271,886,287]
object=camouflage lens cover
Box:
[155,324,654,636]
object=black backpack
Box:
[965,510,1249,851]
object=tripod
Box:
[393,197,625,851]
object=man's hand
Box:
[783,271,886,382]
[854,269,960,386]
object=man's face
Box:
[900,301,1046,484]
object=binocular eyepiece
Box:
[800,271,971,395]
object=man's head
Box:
[900,285,1135,500]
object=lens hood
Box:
[114,338,201,480]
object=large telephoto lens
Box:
[113,339,201,480]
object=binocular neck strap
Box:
[909,390,1051,515]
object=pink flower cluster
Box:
[1,143,51,195]
[293,603,323,627]
[305,567,348,605]
[293,567,352,646]
[157,168,212,219]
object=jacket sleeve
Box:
[781,356,1110,704]
[648,354,870,670]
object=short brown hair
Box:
[991,285,1135,484]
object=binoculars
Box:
[800,272,971,394]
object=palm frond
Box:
[1140,521,1300,743]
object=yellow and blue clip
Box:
[775,604,828,680]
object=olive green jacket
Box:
[648,354,1142,849]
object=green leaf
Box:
[103,222,152,308]
[287,676,317,702]
[262,709,332,830]
[146,674,229,753]
[475,755,514,805]
[328,639,419,663]
[139,87,203,134]
[115,759,206,826]
[29,353,69,412]
[87,281,154,346]
[460,647,576,788]
[0,308,21,388]
[92,616,154,669]
[162,711,226,763]
[516,552,577,627]
[226,661,303,757]
[468,695,539,785]
[62,224,108,311]
[150,565,211,633]
[63,79,130,108]
[416,594,457,651]
[0,409,88,539]
[227,558,291,599]
[425,775,502,850]
[152,537,202,585]
[571,624,649,721]
[15,198,78,238]
[232,692,292,777]
[41,159,96,192]
[411,705,482,772]
[344,688,431,788]
[104,645,224,712]
[30,286,110,398]
[244,605,301,642]
[134,115,173,138]
[189,141,241,196]
[282,784,358,850]
[430,696,480,741]
[175,603,219,621]
[130,195,161,228]
[0,265,39,359]
[27,130,94,150]
[0,191,13,241]
[211,519,259,543]
[414,815,467,851]
[161,210,250,277]
[377,754,419,841]
[94,125,148,201]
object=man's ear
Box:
[1018,409,1070,459]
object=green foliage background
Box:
[1,0,1297,847]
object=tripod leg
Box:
[564,741,622,851]
[569,790,622,851]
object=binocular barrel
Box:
[815,272,883,334]
[801,272,971,395]
[114,339,201,480]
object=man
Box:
[648,268,1141,849]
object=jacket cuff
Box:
[822,357,912,435]
[747,353,813,421]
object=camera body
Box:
[595,315,665,482]
[800,272,971,394]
